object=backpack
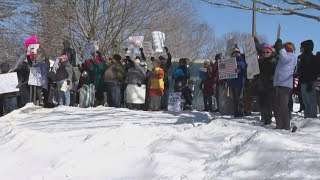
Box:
[79,84,95,108]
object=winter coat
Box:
[254,56,277,91]
[273,49,297,88]
[226,56,247,88]
[297,53,318,83]
[103,61,126,84]
[55,60,73,82]
[200,66,214,94]
[149,67,164,96]
[83,58,107,91]
[125,66,146,85]
[172,65,190,87]
[16,61,30,83]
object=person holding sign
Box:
[254,44,277,125]
[54,54,73,106]
[273,39,297,130]
[226,46,247,117]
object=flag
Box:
[218,58,238,80]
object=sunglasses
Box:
[263,52,271,54]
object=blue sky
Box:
[196,2,320,55]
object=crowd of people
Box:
[0,37,319,131]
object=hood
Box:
[301,40,314,53]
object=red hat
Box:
[284,42,295,53]
[263,45,273,53]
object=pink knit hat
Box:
[263,45,273,53]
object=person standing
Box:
[254,45,277,125]
[273,40,297,130]
[212,53,224,112]
[199,59,215,112]
[227,46,247,117]
[149,59,164,111]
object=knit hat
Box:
[263,45,273,53]
[0,62,10,73]
[113,54,122,61]
[204,59,211,65]
[283,42,295,53]
[301,40,314,52]
[215,53,222,60]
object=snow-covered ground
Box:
[0,104,320,180]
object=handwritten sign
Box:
[152,31,165,53]
[142,41,154,57]
[27,43,40,55]
[83,41,99,60]
[243,36,260,79]
[126,36,144,57]
[0,73,19,94]
[168,92,182,112]
[28,67,42,86]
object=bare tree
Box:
[201,0,320,21]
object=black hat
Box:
[113,54,122,61]
[301,40,314,52]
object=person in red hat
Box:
[254,44,277,125]
[273,39,297,130]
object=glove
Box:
[139,48,143,52]
[53,82,57,88]
[306,82,313,92]
[137,83,142,87]
[67,80,71,85]
[274,38,283,52]
[164,47,169,52]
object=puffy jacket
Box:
[297,53,318,83]
[273,49,297,88]
[226,56,247,88]
[125,66,146,85]
[149,67,164,96]
[254,56,277,91]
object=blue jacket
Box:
[273,49,297,88]
[227,56,247,88]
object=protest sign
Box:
[83,41,99,60]
[225,38,236,57]
[28,67,42,86]
[142,41,154,57]
[125,84,146,104]
[243,36,260,79]
[152,31,165,53]
[218,57,238,80]
[168,92,182,112]
[126,36,144,57]
[27,43,40,55]
[0,72,19,94]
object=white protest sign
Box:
[27,43,40,55]
[218,57,238,80]
[126,36,144,57]
[243,36,260,79]
[168,92,182,112]
[142,41,154,57]
[83,41,99,60]
[152,31,165,53]
[28,67,42,86]
[125,84,146,104]
[0,72,19,94]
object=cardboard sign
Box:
[0,73,19,94]
[60,81,69,92]
[28,67,42,86]
[142,41,154,57]
[168,92,182,112]
[27,43,40,55]
[226,38,236,57]
[126,36,144,57]
[152,31,165,53]
[83,41,99,60]
[243,37,260,79]
[218,57,238,80]
[125,84,146,104]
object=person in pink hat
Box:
[254,44,277,125]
